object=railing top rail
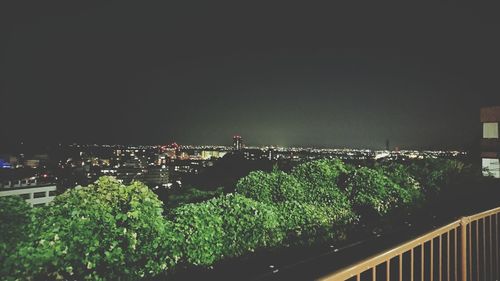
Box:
[319,205,500,281]
[319,219,461,281]
[467,206,500,221]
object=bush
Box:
[3,158,474,279]
[172,198,225,266]
[4,177,181,281]
[236,170,305,204]
[291,159,351,209]
[407,159,473,198]
[236,161,356,245]
[173,194,283,266]
[292,159,348,205]
[375,163,423,206]
[276,201,356,244]
[233,158,441,239]
[167,186,224,208]
[345,167,412,217]
[216,194,283,257]
[0,196,32,268]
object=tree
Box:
[5,177,181,280]
[0,196,32,267]
[167,186,225,208]
[345,167,411,218]
[276,200,356,244]
[172,194,283,266]
[291,159,351,207]
[375,163,423,206]
[235,169,305,204]
[235,162,357,246]
[216,194,283,257]
[407,159,474,198]
[172,197,225,266]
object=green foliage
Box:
[172,197,224,266]
[375,163,423,206]
[216,194,283,257]
[1,158,479,279]
[345,167,412,217]
[276,201,356,244]
[168,186,224,208]
[407,159,474,197]
[5,177,181,281]
[173,194,283,265]
[236,170,305,204]
[0,196,32,266]
[236,160,356,245]
[291,159,351,207]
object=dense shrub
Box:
[4,177,181,281]
[0,196,32,267]
[167,186,224,208]
[236,170,305,204]
[172,198,225,266]
[291,159,351,208]
[345,167,412,217]
[276,201,356,244]
[215,194,283,257]
[1,157,476,280]
[236,160,356,245]
[375,163,423,206]
[407,159,473,197]
[173,194,283,265]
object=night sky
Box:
[2,2,500,149]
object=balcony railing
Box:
[319,207,500,281]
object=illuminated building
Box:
[179,152,190,160]
[233,135,243,150]
[201,150,226,160]
[24,159,40,168]
[158,154,168,165]
[136,167,169,187]
[243,149,264,160]
[0,180,57,207]
[161,143,179,159]
[480,106,500,178]
[0,159,12,169]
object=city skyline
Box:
[3,3,500,149]
[0,137,476,153]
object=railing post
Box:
[460,217,469,281]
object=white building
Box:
[480,106,500,178]
[0,180,57,207]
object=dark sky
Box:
[2,2,500,149]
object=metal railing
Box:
[319,207,500,281]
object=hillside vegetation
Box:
[0,158,479,280]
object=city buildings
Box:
[480,106,500,178]
[201,150,226,160]
[0,179,57,207]
[0,139,469,196]
[233,135,243,150]
[137,167,170,188]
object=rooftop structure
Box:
[0,180,57,207]
[480,106,500,178]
